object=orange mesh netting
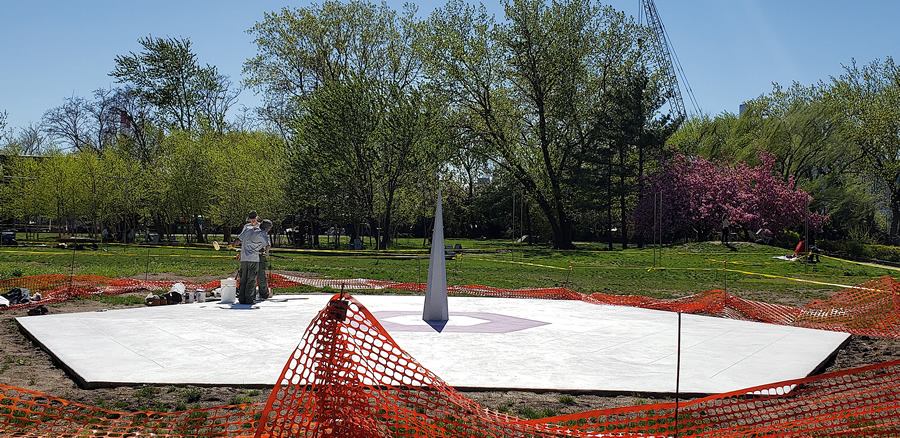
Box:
[256,293,900,437]
[5,274,900,338]
[4,290,900,437]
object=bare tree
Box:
[90,88,124,152]
[103,86,159,164]
[17,123,51,155]
[1,122,50,155]
[231,105,260,132]
[42,96,96,153]
[198,71,240,133]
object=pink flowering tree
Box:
[634,151,827,241]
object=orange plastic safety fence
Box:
[0,384,263,437]
[6,274,900,338]
[4,291,900,437]
[253,292,900,437]
[533,359,900,436]
[255,294,549,438]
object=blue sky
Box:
[1,1,897,132]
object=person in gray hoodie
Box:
[232,211,267,305]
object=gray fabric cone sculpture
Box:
[423,188,448,322]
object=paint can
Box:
[220,279,236,304]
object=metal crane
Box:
[639,0,701,119]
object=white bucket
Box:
[220,278,236,304]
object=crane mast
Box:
[641,0,688,120]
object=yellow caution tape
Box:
[720,267,854,289]
[706,258,777,267]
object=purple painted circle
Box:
[372,311,549,333]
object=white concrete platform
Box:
[16,294,850,395]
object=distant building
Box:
[119,109,132,138]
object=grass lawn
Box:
[0,237,894,307]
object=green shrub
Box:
[134,386,157,399]
[228,395,253,405]
[179,387,203,403]
[775,230,801,249]
[820,239,900,263]
[559,395,576,406]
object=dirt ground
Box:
[2,281,900,419]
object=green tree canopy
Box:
[245,0,438,249]
[111,36,238,133]
[419,0,674,248]
[825,57,900,237]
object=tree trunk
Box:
[524,200,533,245]
[380,216,391,250]
[224,224,232,244]
[636,136,646,249]
[619,144,629,250]
[891,193,900,238]
[381,193,395,249]
[606,155,614,251]
[152,215,166,242]
[530,190,575,249]
[619,190,628,250]
[193,216,206,244]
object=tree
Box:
[30,152,80,236]
[245,0,436,249]
[667,112,741,160]
[289,78,438,249]
[0,153,43,232]
[206,131,288,243]
[633,152,827,242]
[244,0,421,137]
[158,130,216,243]
[733,82,846,179]
[41,96,95,153]
[108,86,160,164]
[442,121,492,239]
[111,36,238,133]
[41,88,127,154]
[1,122,50,156]
[573,68,678,248]
[88,88,126,153]
[0,110,7,144]
[824,57,900,237]
[667,80,884,240]
[420,0,665,249]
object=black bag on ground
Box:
[1,287,31,305]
